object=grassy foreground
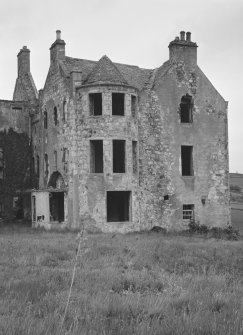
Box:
[0,227,242,335]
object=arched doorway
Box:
[48,172,65,222]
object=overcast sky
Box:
[0,0,242,172]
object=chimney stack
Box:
[17,46,30,76]
[50,30,66,63]
[186,32,191,42]
[180,31,185,41]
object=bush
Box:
[188,222,239,240]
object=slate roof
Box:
[62,56,153,91]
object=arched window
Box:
[54,151,57,171]
[180,94,193,123]
[44,110,48,129]
[54,106,58,126]
[44,153,49,179]
[63,100,67,122]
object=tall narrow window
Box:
[32,157,35,174]
[132,141,138,174]
[44,153,49,179]
[54,151,57,171]
[0,148,4,180]
[113,140,125,173]
[183,204,194,220]
[63,101,67,122]
[36,155,40,178]
[112,93,124,116]
[180,94,193,123]
[0,202,4,218]
[54,107,58,126]
[63,148,68,173]
[90,140,103,173]
[89,93,102,116]
[44,110,48,129]
[131,95,137,117]
[181,146,193,176]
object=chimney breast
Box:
[180,31,185,41]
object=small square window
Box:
[183,204,194,220]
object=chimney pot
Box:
[56,30,61,40]
[180,31,185,41]
[186,32,191,42]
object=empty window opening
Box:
[0,148,4,180]
[131,95,137,117]
[113,140,125,173]
[54,151,57,171]
[44,110,48,129]
[90,140,103,173]
[181,146,193,176]
[44,153,49,179]
[90,93,102,116]
[107,191,131,222]
[112,93,124,116]
[180,94,193,123]
[50,192,64,222]
[36,155,40,178]
[183,204,194,220]
[132,141,138,174]
[63,100,67,121]
[54,107,58,126]
[32,157,35,174]
[164,195,169,201]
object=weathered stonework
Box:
[0,30,230,231]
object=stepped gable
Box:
[63,56,152,91]
[83,55,128,86]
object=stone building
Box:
[0,30,230,231]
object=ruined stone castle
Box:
[0,30,230,232]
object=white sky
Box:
[0,0,242,172]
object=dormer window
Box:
[180,94,193,123]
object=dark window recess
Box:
[164,195,169,201]
[180,94,193,123]
[112,93,124,115]
[36,155,40,178]
[90,140,103,173]
[131,95,136,117]
[0,202,4,218]
[54,107,58,126]
[63,148,68,173]
[107,191,131,222]
[181,146,193,176]
[44,153,49,178]
[132,141,138,174]
[50,192,64,222]
[0,148,4,180]
[90,93,102,116]
[44,110,48,129]
[32,157,35,174]
[54,151,57,171]
[63,101,67,121]
[113,140,125,173]
[183,204,194,220]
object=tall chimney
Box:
[50,30,66,63]
[186,32,191,42]
[17,46,30,76]
[180,31,185,41]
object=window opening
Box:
[0,202,4,218]
[183,204,194,220]
[107,191,131,222]
[112,93,124,115]
[132,141,138,174]
[89,93,102,116]
[54,151,57,171]
[113,140,125,173]
[63,148,68,173]
[50,192,64,222]
[180,94,193,123]
[54,107,58,126]
[36,155,40,178]
[32,157,35,174]
[44,110,48,129]
[44,153,49,179]
[63,101,67,121]
[90,140,103,173]
[0,148,4,180]
[131,95,136,117]
[181,146,193,176]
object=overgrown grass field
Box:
[0,226,242,334]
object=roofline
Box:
[76,82,138,91]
